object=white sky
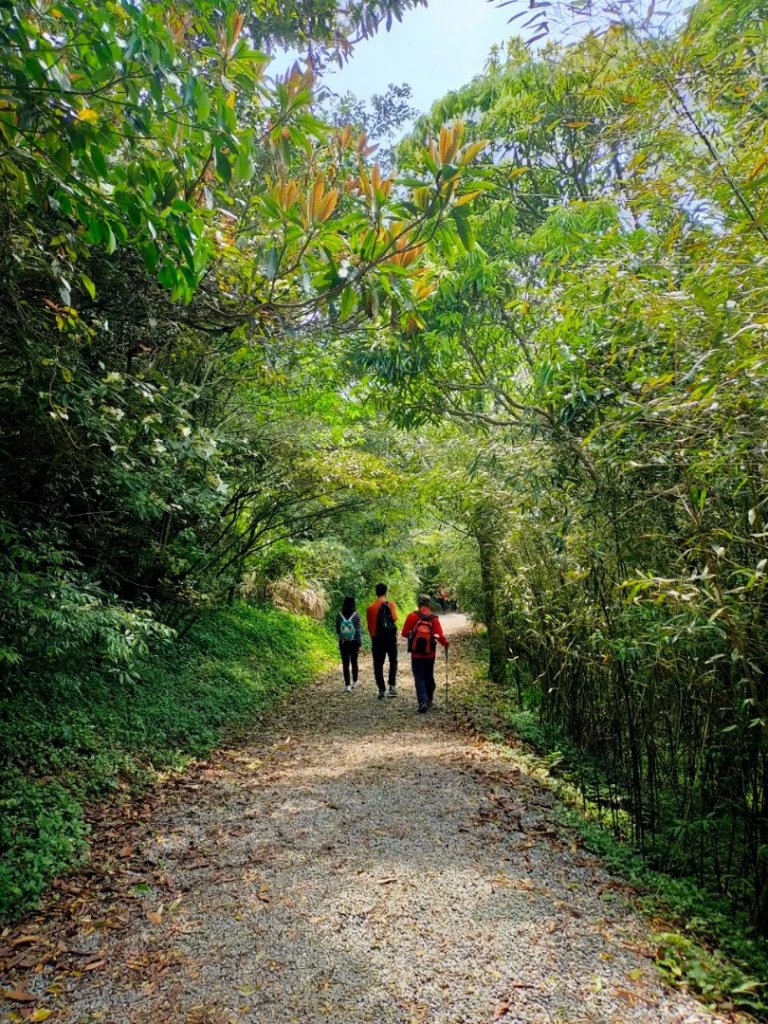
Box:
[324,0,519,116]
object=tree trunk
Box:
[476,523,507,685]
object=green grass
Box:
[457,631,768,1017]
[0,603,336,924]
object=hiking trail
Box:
[1,616,736,1024]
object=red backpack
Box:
[408,612,435,655]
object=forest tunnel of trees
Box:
[2,0,768,973]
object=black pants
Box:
[340,641,359,686]
[411,657,436,706]
[371,632,398,692]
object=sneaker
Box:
[345,685,352,693]
[426,700,434,709]
[418,703,428,714]
[387,686,398,698]
[377,690,387,700]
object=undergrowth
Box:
[456,631,768,1019]
[0,603,336,924]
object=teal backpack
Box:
[339,614,356,641]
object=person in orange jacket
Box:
[366,582,399,699]
[401,594,449,713]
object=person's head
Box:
[375,582,388,597]
[418,593,432,609]
[341,595,356,618]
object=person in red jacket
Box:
[401,594,449,713]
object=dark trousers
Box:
[371,632,398,692]
[411,657,436,706]
[340,641,359,686]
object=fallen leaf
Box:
[376,877,398,885]
[1,987,37,1002]
[493,1000,510,1020]
[82,959,105,971]
[28,1009,54,1022]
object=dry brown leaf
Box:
[145,910,163,925]
[1,986,37,1002]
[493,999,510,1020]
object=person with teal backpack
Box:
[335,595,363,692]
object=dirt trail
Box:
[1,616,732,1024]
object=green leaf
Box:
[451,207,474,251]
[214,148,231,183]
[233,147,253,184]
[264,248,280,280]
[339,286,356,320]
[196,87,211,122]
[79,273,97,300]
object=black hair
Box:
[341,595,356,617]
[375,582,388,597]
[418,593,432,608]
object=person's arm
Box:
[401,611,416,639]
[390,600,399,624]
[366,602,376,636]
[432,615,449,648]
[334,613,341,636]
[353,612,363,645]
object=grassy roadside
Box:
[0,603,337,924]
[450,630,768,1019]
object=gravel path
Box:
[2,616,735,1024]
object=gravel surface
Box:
[2,615,736,1024]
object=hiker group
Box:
[335,584,449,713]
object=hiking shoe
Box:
[345,685,352,693]
[426,700,434,709]
[418,703,428,714]
[377,690,387,700]
[387,686,398,698]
